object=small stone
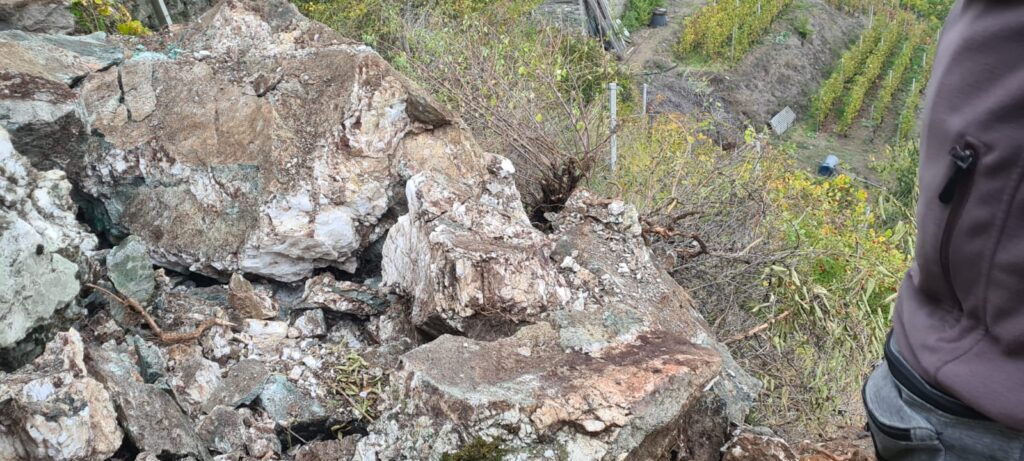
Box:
[202,359,270,413]
[292,309,327,338]
[228,273,278,320]
[580,419,606,433]
[200,326,234,362]
[0,329,123,461]
[165,344,222,415]
[128,335,165,384]
[301,273,387,316]
[198,406,248,455]
[107,236,156,304]
[301,356,320,369]
[292,437,361,461]
[243,319,289,349]
[257,374,325,424]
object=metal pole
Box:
[641,83,648,115]
[149,0,173,27]
[609,82,618,173]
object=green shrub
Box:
[621,0,665,32]
[596,114,916,434]
[675,0,793,64]
[70,0,150,36]
[794,15,813,40]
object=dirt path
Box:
[623,0,708,70]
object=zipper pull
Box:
[939,144,976,204]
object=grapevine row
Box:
[676,0,793,63]
[824,0,952,20]
[835,18,905,134]
[811,20,885,127]
[869,25,924,126]
[897,34,938,142]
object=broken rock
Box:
[71,0,475,282]
[0,0,75,34]
[0,126,95,354]
[203,358,270,412]
[228,273,278,320]
[257,374,326,425]
[359,323,723,460]
[106,235,156,304]
[291,308,327,338]
[301,273,387,316]
[198,406,249,456]
[87,344,210,461]
[0,329,122,461]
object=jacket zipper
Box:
[938,141,979,312]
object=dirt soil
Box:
[626,0,863,144]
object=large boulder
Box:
[365,181,760,459]
[67,0,477,282]
[358,323,725,460]
[0,0,74,34]
[0,126,96,356]
[0,329,123,461]
[0,30,122,169]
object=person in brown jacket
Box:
[862,0,1024,459]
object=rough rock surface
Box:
[0,127,95,351]
[0,1,766,460]
[106,235,156,304]
[381,157,571,339]
[87,344,211,461]
[0,30,122,170]
[364,184,759,459]
[300,273,387,316]
[66,0,477,282]
[0,0,73,34]
[0,329,122,461]
[228,273,278,320]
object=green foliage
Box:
[675,0,793,64]
[824,0,952,20]
[293,0,538,52]
[597,114,916,432]
[326,351,384,424]
[758,170,913,426]
[870,26,923,126]
[794,15,813,40]
[835,16,904,133]
[441,438,506,461]
[875,141,920,216]
[621,0,665,31]
[897,35,936,142]
[70,0,150,36]
[811,19,885,127]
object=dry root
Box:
[86,283,234,344]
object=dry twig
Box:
[725,310,792,344]
[86,283,233,344]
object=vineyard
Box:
[824,0,951,19]
[810,9,937,138]
[675,0,793,64]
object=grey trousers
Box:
[863,362,1024,460]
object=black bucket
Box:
[650,8,668,28]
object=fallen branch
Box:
[86,283,233,344]
[725,310,792,344]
